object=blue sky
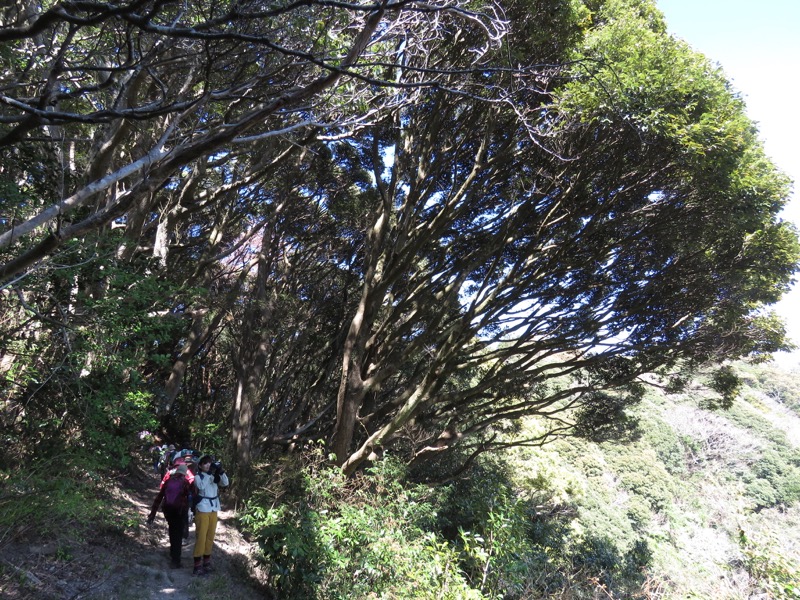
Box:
[656,0,800,368]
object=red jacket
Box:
[148,474,191,518]
[160,468,195,486]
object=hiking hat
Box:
[175,464,188,475]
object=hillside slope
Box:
[507,361,800,598]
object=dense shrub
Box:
[744,450,800,510]
[605,449,675,513]
[240,446,657,599]
[625,496,653,530]
[240,450,481,599]
[432,459,539,598]
[746,479,780,511]
[641,417,688,476]
[740,531,800,600]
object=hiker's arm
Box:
[147,489,164,523]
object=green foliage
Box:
[0,456,139,548]
[740,532,800,600]
[573,395,642,443]
[0,248,188,467]
[640,417,688,476]
[441,448,654,598]
[190,420,227,455]
[240,450,480,599]
[743,450,800,510]
[746,479,780,511]
[625,496,653,530]
[434,461,538,598]
[572,535,652,590]
[706,365,742,409]
[81,387,159,468]
[737,361,800,413]
[240,446,656,599]
[604,446,675,512]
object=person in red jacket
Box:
[147,463,191,568]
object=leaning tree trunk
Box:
[330,183,392,465]
[232,350,265,468]
[230,225,280,468]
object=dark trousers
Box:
[163,506,187,564]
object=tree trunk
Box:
[330,198,391,464]
[230,227,277,468]
[232,357,263,467]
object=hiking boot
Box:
[170,558,181,569]
[202,562,213,574]
[192,566,207,577]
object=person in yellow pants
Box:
[192,455,229,576]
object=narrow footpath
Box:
[1,468,270,600]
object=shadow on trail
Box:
[0,467,271,600]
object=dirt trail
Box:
[1,469,270,600]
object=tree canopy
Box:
[1,0,797,474]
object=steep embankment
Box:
[506,361,800,598]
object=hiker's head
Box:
[175,464,188,477]
[198,455,213,471]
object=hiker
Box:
[150,445,161,474]
[157,453,197,538]
[168,444,181,468]
[160,456,196,486]
[192,455,229,576]
[156,453,196,540]
[147,463,192,568]
[182,454,198,541]
[160,444,175,478]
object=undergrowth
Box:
[0,454,140,550]
[240,443,651,599]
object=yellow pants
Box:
[193,511,218,558]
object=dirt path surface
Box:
[1,469,270,600]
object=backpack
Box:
[163,475,187,511]
[191,489,202,513]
